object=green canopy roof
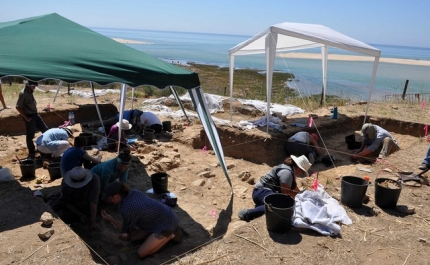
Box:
[0,13,200,89]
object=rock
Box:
[238,171,251,181]
[40,212,54,226]
[192,179,206,187]
[369,206,380,216]
[227,163,236,169]
[38,228,54,240]
[198,171,212,178]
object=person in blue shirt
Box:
[82,109,141,130]
[351,123,400,162]
[60,136,101,177]
[101,182,183,259]
[36,127,73,158]
[91,147,132,192]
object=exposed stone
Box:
[192,179,206,187]
[40,211,54,226]
[198,171,212,178]
[238,171,251,181]
[38,228,54,240]
[227,163,236,169]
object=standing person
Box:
[139,111,163,134]
[0,79,10,110]
[238,155,312,222]
[107,119,132,148]
[351,123,400,161]
[91,147,132,193]
[284,131,324,163]
[16,81,48,158]
[54,167,102,231]
[101,182,183,259]
[60,136,102,176]
[35,127,73,160]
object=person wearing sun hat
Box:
[285,131,324,164]
[35,126,74,160]
[100,182,183,259]
[55,166,102,231]
[107,119,132,148]
[351,123,400,162]
[238,155,312,222]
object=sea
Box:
[92,28,430,100]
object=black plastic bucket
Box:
[79,132,93,145]
[162,121,172,132]
[264,193,295,233]
[375,178,402,208]
[341,176,369,207]
[20,159,35,179]
[143,128,155,142]
[47,162,61,180]
[151,172,168,194]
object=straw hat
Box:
[61,126,73,137]
[291,155,312,177]
[361,123,377,140]
[64,167,93,188]
[116,119,132,130]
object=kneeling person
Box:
[101,182,183,259]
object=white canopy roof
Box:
[229,22,381,128]
[229,22,381,57]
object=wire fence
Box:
[383,93,430,104]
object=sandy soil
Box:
[1,88,430,265]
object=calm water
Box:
[93,28,430,100]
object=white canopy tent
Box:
[229,22,381,129]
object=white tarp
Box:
[229,22,381,129]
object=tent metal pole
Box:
[229,56,235,122]
[117,84,127,154]
[53,80,63,103]
[169,86,191,124]
[364,57,380,126]
[131,87,135,110]
[91,82,106,136]
[321,46,328,107]
[265,32,277,133]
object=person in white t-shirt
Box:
[138,111,163,133]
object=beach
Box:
[278,52,430,66]
[112,38,150,44]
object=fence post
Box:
[402,79,409,100]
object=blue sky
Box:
[2,0,430,48]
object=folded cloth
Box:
[293,185,352,236]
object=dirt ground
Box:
[1,86,430,265]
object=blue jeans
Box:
[25,113,48,154]
[423,145,430,165]
[247,188,275,221]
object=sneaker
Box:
[418,163,429,170]
[238,208,251,222]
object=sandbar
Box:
[112,38,150,44]
[277,52,430,66]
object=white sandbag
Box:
[0,168,15,182]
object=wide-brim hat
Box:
[291,155,311,177]
[28,80,39,86]
[361,123,377,140]
[64,167,93,188]
[61,126,73,137]
[116,119,132,130]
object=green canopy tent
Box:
[0,13,232,188]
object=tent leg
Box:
[53,81,63,103]
[91,82,106,136]
[170,86,191,124]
